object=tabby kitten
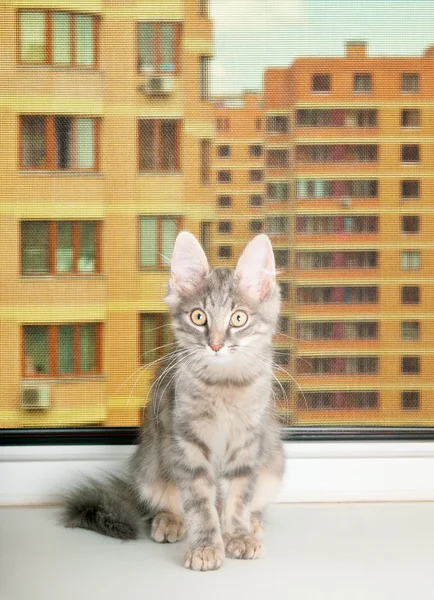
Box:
[62,232,284,571]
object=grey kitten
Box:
[62,232,285,571]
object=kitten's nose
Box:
[209,342,223,352]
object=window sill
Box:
[138,172,182,176]
[17,65,100,73]
[19,171,103,177]
[21,275,104,280]
[3,441,434,505]
[22,376,107,384]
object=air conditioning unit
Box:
[21,385,51,410]
[341,197,352,208]
[138,75,174,96]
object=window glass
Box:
[57,221,74,272]
[59,325,75,373]
[140,217,157,267]
[75,15,94,66]
[53,13,71,64]
[76,118,95,169]
[139,23,155,72]
[80,324,97,371]
[20,11,46,62]
[24,326,50,375]
[22,221,49,274]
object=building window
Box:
[217,118,230,131]
[21,220,101,275]
[20,115,99,171]
[297,356,378,375]
[402,216,419,234]
[401,180,420,199]
[297,251,377,269]
[217,144,231,158]
[297,286,378,305]
[218,170,232,183]
[401,109,420,128]
[299,391,379,411]
[277,316,290,334]
[250,220,264,233]
[274,249,289,268]
[296,144,378,164]
[312,73,331,92]
[23,323,101,377]
[249,195,263,207]
[255,118,262,131]
[266,149,289,168]
[140,313,171,364]
[138,22,181,73]
[249,145,263,157]
[401,391,420,411]
[401,286,419,305]
[401,356,420,375]
[297,109,377,128]
[279,282,290,300]
[267,216,289,235]
[401,145,420,163]
[267,182,289,201]
[18,10,98,67]
[266,116,289,134]
[218,221,232,234]
[200,139,211,185]
[401,251,420,270]
[354,73,372,93]
[249,170,263,183]
[200,56,211,99]
[138,119,180,172]
[218,246,232,259]
[218,195,232,209]
[402,322,420,341]
[297,179,378,199]
[401,73,419,93]
[139,216,178,268]
[199,0,210,17]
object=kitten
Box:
[62,232,285,571]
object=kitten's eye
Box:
[230,310,248,327]
[190,309,207,326]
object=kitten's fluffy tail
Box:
[60,474,145,541]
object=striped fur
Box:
[62,233,285,571]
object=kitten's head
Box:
[165,232,280,383]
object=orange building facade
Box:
[0,0,215,428]
[213,42,434,427]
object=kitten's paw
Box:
[223,534,262,560]
[184,546,224,571]
[151,512,185,543]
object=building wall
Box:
[263,42,434,426]
[0,0,215,427]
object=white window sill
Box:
[2,441,434,505]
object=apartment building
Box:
[0,0,214,428]
[263,41,434,426]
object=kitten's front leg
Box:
[220,466,262,560]
[173,432,224,571]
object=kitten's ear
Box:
[235,234,276,301]
[166,231,209,300]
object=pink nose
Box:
[209,342,223,352]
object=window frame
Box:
[20,220,102,277]
[138,216,180,270]
[19,115,101,172]
[136,21,182,75]
[21,323,102,379]
[138,119,181,173]
[17,9,100,69]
